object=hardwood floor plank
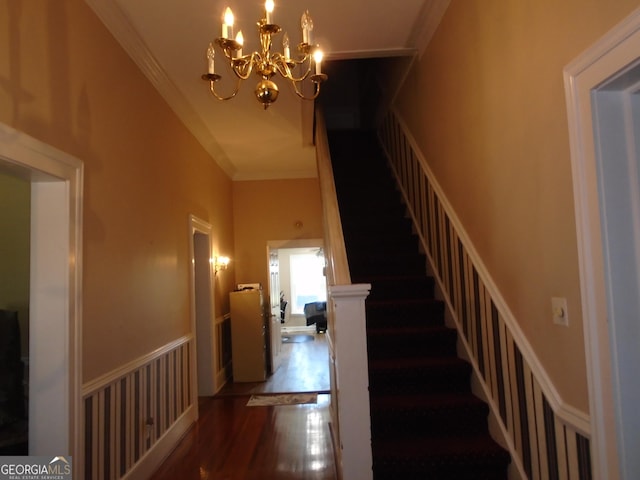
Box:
[149,330,336,480]
[149,395,336,480]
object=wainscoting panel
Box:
[378,111,592,480]
[82,337,193,480]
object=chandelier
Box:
[202,1,328,109]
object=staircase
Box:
[328,129,511,480]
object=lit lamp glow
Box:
[215,256,230,273]
[265,0,274,24]
[235,31,244,57]
[313,49,323,75]
[222,7,234,39]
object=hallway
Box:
[149,330,336,480]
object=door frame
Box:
[188,215,217,403]
[563,7,640,478]
[0,123,83,462]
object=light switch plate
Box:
[551,297,569,326]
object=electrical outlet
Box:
[551,297,569,326]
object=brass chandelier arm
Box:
[203,75,243,101]
[290,77,322,101]
[230,54,258,80]
[271,53,314,83]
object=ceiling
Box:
[86,0,449,180]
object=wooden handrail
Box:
[315,108,351,286]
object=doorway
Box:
[0,122,83,462]
[266,239,329,394]
[273,246,327,331]
[564,8,640,479]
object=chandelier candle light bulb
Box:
[222,7,234,39]
[283,32,290,59]
[235,31,244,57]
[313,49,323,75]
[265,0,274,24]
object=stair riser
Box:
[365,279,435,301]
[372,465,509,480]
[370,409,489,437]
[365,303,445,328]
[367,332,457,359]
[345,244,422,262]
[343,226,417,244]
[338,197,405,214]
[369,369,471,395]
[349,259,426,277]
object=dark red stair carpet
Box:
[328,129,510,480]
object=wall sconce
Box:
[215,256,230,274]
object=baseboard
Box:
[121,404,196,480]
[281,325,315,333]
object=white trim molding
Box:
[563,7,640,479]
[0,122,84,469]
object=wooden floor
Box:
[149,330,336,480]
[218,328,330,396]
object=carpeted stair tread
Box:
[372,435,511,476]
[369,393,491,439]
[368,355,470,371]
[356,275,436,301]
[365,299,446,328]
[369,391,488,411]
[367,326,458,359]
[367,325,455,336]
[353,273,435,284]
[366,298,442,307]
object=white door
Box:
[591,71,640,479]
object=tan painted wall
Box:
[0,1,235,382]
[232,178,324,305]
[395,0,639,412]
[0,173,30,357]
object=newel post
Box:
[329,283,372,480]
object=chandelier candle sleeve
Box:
[301,10,313,44]
[207,43,215,74]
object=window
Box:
[289,253,327,314]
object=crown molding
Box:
[84,0,236,178]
